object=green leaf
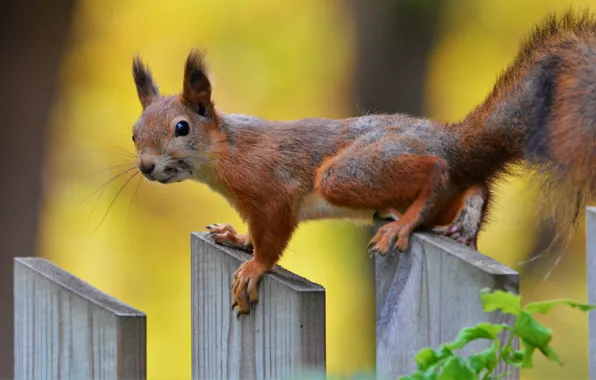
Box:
[480,289,521,316]
[467,342,499,374]
[521,340,535,368]
[399,370,436,380]
[425,350,452,377]
[445,323,508,351]
[514,312,552,348]
[502,347,525,368]
[438,356,478,380]
[483,342,499,372]
[436,345,453,359]
[416,348,439,370]
[469,358,485,375]
[398,375,421,380]
[467,355,486,374]
[539,345,563,365]
[524,299,596,314]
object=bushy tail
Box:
[525,10,596,239]
[468,9,596,242]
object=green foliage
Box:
[398,289,595,380]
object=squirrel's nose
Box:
[138,159,155,175]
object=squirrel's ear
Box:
[132,55,159,109]
[182,48,213,118]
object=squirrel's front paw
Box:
[367,221,411,256]
[206,223,253,253]
[231,259,268,316]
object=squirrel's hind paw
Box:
[367,221,411,256]
[432,222,478,250]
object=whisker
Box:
[162,138,174,156]
[164,145,191,162]
[105,144,136,157]
[84,162,136,178]
[118,110,133,125]
[125,175,144,234]
[95,171,140,230]
[127,175,143,219]
[87,168,138,223]
[82,148,136,159]
[81,167,138,204]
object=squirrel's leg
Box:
[205,223,253,253]
[231,209,296,315]
[366,156,448,255]
[317,151,448,255]
[429,183,489,251]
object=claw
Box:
[230,259,268,317]
[431,218,479,251]
[368,247,379,258]
[368,221,411,256]
[206,223,252,252]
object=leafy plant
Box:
[399,289,595,380]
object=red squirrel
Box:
[131,10,596,315]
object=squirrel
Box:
[131,9,596,315]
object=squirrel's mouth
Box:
[153,173,181,184]
[154,170,192,184]
[139,158,192,184]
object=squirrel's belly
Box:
[297,192,373,222]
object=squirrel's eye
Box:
[175,121,190,137]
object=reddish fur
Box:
[428,184,490,227]
[132,54,491,314]
[366,157,449,252]
[428,191,469,227]
[131,10,596,315]
[316,151,444,209]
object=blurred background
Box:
[3,0,596,379]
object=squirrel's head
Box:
[131,49,217,184]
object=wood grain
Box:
[588,207,596,379]
[375,223,519,379]
[191,232,326,380]
[14,258,146,380]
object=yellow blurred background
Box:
[34,0,596,379]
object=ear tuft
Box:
[132,55,159,109]
[182,48,213,117]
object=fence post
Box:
[588,207,596,378]
[14,258,146,380]
[191,232,326,380]
[375,223,519,379]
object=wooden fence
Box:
[16,208,596,379]
[14,258,146,379]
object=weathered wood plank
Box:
[375,223,519,379]
[191,232,326,380]
[14,258,146,380]
[588,207,596,379]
